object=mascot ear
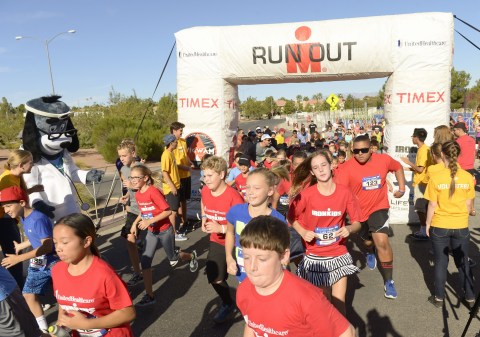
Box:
[66,118,80,153]
[22,112,42,162]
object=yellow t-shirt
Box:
[275,134,285,145]
[173,138,191,179]
[424,166,475,229]
[413,144,430,186]
[161,148,181,195]
[422,163,443,184]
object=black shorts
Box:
[179,177,192,202]
[206,241,228,283]
[165,192,180,212]
[120,212,139,238]
[359,209,390,240]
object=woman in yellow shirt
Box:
[425,141,475,308]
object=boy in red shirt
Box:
[335,135,406,299]
[200,156,244,323]
[234,156,250,201]
[237,215,354,337]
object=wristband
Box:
[398,190,405,194]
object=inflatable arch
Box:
[176,12,454,223]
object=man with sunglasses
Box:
[335,134,406,299]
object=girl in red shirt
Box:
[129,165,198,306]
[52,213,135,337]
[288,150,361,316]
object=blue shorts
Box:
[23,262,57,295]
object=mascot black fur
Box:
[22,95,103,221]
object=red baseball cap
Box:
[0,186,28,204]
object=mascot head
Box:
[23,95,79,162]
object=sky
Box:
[0,0,479,107]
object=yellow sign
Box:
[326,94,339,108]
[330,106,338,112]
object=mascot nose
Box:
[60,141,71,148]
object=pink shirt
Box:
[456,134,475,170]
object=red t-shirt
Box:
[288,184,360,257]
[135,185,171,232]
[52,256,133,337]
[263,160,274,169]
[275,178,291,217]
[235,173,248,201]
[456,134,476,170]
[201,185,244,245]
[237,271,350,337]
[335,153,401,222]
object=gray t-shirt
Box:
[120,165,140,215]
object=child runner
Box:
[0,186,59,333]
[129,165,198,306]
[52,213,135,336]
[200,156,244,323]
[288,150,361,315]
[335,135,406,299]
[161,134,187,241]
[237,215,355,337]
[117,139,144,287]
[225,168,286,283]
[0,149,42,287]
[234,156,251,201]
[425,141,476,308]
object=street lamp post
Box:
[15,30,76,95]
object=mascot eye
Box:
[49,126,56,133]
[48,133,63,140]
[65,129,77,137]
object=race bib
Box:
[235,247,244,267]
[77,328,109,337]
[279,195,289,206]
[362,175,381,190]
[315,225,340,246]
[29,255,47,269]
[141,212,153,220]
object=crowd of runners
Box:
[0,116,478,336]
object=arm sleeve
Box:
[105,270,133,310]
[150,187,170,211]
[346,189,361,223]
[387,155,402,172]
[287,193,306,225]
[424,178,437,201]
[63,152,88,184]
[32,215,54,241]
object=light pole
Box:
[15,29,76,95]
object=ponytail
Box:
[441,141,461,198]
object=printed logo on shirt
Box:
[437,183,470,190]
[362,175,381,190]
[244,315,289,336]
[311,208,342,217]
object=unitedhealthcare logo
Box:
[397,39,447,47]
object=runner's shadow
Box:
[405,233,435,294]
[366,309,403,337]
[188,297,243,337]
[346,273,367,337]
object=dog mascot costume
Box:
[22,95,103,222]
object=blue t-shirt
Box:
[0,266,17,301]
[22,210,56,265]
[226,203,286,282]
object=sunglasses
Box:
[352,148,370,154]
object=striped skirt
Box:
[296,253,359,287]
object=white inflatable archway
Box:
[176,12,454,223]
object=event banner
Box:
[176,12,453,224]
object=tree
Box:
[0,97,14,118]
[240,97,267,119]
[263,96,277,115]
[467,79,480,110]
[296,94,303,109]
[377,82,386,108]
[450,67,471,110]
[283,100,296,115]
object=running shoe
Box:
[384,280,397,299]
[213,303,237,324]
[170,259,179,267]
[137,293,156,307]
[428,295,443,308]
[41,303,53,312]
[175,233,188,241]
[189,250,198,272]
[127,272,143,287]
[366,252,377,270]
